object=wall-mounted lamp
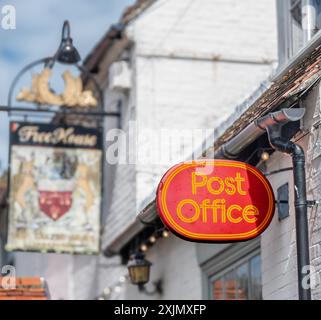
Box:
[127,252,163,295]
[127,252,151,286]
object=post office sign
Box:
[156,160,275,242]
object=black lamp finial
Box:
[56,20,81,64]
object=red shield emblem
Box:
[38,180,73,221]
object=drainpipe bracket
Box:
[307,200,318,207]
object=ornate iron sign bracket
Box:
[1,21,120,119]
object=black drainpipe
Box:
[215,108,311,300]
[265,125,311,300]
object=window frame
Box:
[200,238,261,300]
[289,0,304,57]
[270,0,321,82]
[276,0,321,68]
[209,250,261,300]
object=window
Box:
[210,254,262,300]
[289,0,321,55]
[200,239,262,300]
[277,0,321,66]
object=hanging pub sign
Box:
[6,122,102,254]
[156,160,275,242]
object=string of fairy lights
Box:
[97,275,129,300]
[139,228,170,253]
[96,227,170,300]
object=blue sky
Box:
[0,0,134,173]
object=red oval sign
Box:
[156,160,275,242]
